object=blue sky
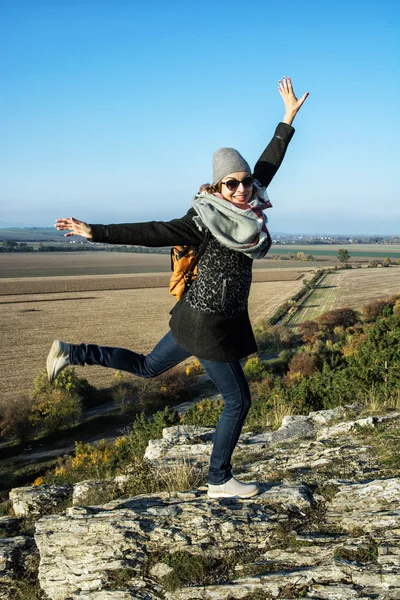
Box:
[1,0,399,234]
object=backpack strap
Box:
[187,229,211,276]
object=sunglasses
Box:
[221,176,254,192]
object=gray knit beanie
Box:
[212,148,251,185]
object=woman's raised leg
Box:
[47,330,191,382]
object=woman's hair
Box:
[200,182,220,194]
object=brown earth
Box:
[289,266,400,325]
[0,252,322,280]
[0,276,307,402]
[0,268,306,296]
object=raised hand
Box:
[54,217,93,239]
[278,76,309,125]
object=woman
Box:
[47,77,308,499]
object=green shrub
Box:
[113,366,191,414]
[112,381,139,414]
[127,406,180,454]
[254,323,297,352]
[147,546,264,591]
[42,406,180,486]
[32,367,96,408]
[0,500,10,517]
[247,378,298,430]
[243,357,265,381]
[30,384,82,435]
[1,369,96,441]
[182,398,224,426]
[334,539,378,564]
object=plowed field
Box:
[289,267,400,325]
[0,274,306,402]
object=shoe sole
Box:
[47,340,63,383]
[207,488,260,499]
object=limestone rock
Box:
[327,477,400,533]
[0,516,20,536]
[317,412,400,441]
[9,484,73,518]
[6,405,400,600]
[144,425,214,461]
[247,414,316,445]
[149,562,174,578]
[0,536,32,582]
[34,482,314,600]
[308,402,363,425]
[73,479,118,506]
[70,591,159,599]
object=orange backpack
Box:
[169,231,210,300]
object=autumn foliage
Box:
[316,308,359,331]
[287,352,318,381]
[298,320,319,343]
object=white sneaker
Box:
[207,477,259,499]
[47,340,71,383]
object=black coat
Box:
[90,122,295,361]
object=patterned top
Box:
[185,236,253,317]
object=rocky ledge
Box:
[1,403,399,600]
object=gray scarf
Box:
[192,193,271,259]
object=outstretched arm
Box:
[253,76,308,188]
[55,210,205,247]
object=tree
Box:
[383,257,391,267]
[361,299,388,323]
[1,240,18,251]
[337,249,350,264]
[305,254,314,261]
[316,308,358,331]
[299,320,319,343]
[287,352,318,381]
[30,369,85,434]
[0,395,35,441]
[296,251,305,260]
[30,387,82,434]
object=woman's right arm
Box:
[55,209,205,247]
[253,77,308,188]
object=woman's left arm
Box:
[253,77,309,188]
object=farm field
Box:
[269,244,400,259]
[289,267,400,325]
[0,268,307,296]
[0,276,306,403]
[0,252,323,279]
[3,243,400,279]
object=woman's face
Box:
[220,171,253,205]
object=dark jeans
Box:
[71,330,251,484]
